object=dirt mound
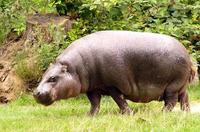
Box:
[0,13,73,103]
[25,13,73,43]
[0,40,25,103]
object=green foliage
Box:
[189,87,200,101]
[52,0,200,63]
[1,0,200,87]
[15,41,62,89]
[14,23,66,88]
[14,43,60,89]
[0,0,55,44]
[37,43,61,71]
[15,51,42,88]
[10,93,37,106]
[35,24,67,71]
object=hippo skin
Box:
[34,31,195,115]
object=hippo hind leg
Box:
[163,78,191,112]
[162,92,178,112]
[108,87,132,114]
[178,90,190,112]
[162,81,180,112]
[87,91,101,116]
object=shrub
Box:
[0,0,55,44]
[52,0,200,64]
[14,23,66,89]
[4,0,200,88]
[15,51,41,90]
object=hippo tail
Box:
[189,58,198,84]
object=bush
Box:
[52,0,200,64]
[3,0,200,88]
[14,23,66,89]
[0,0,55,44]
[15,51,41,90]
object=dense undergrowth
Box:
[0,0,55,44]
[0,0,199,87]
[54,0,200,60]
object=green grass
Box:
[0,84,200,132]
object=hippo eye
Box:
[61,65,68,73]
[48,76,58,82]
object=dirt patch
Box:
[0,13,73,104]
[190,103,200,113]
[0,40,25,103]
[25,13,73,43]
[174,102,200,113]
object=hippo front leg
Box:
[108,87,133,114]
[86,91,101,116]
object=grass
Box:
[0,84,200,132]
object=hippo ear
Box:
[61,65,68,73]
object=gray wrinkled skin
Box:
[34,31,192,114]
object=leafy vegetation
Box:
[0,84,200,131]
[14,24,64,89]
[53,0,200,61]
[1,0,199,85]
[0,0,55,44]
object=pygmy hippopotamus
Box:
[33,31,196,115]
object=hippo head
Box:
[33,63,81,106]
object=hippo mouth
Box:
[33,92,55,106]
[35,97,54,106]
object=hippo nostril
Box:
[33,90,40,97]
[36,91,41,96]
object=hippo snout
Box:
[33,90,54,106]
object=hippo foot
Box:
[162,103,176,112]
[87,113,97,116]
[87,112,96,116]
[179,91,190,112]
[181,104,190,112]
[120,107,134,115]
[162,107,172,112]
[87,107,100,116]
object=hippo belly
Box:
[124,84,165,103]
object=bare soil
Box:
[0,13,73,103]
[174,102,200,113]
[0,39,25,103]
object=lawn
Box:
[0,84,200,132]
